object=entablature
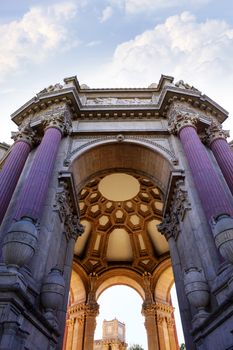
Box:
[11,74,228,128]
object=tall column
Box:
[75,316,85,350]
[167,317,179,350]
[14,120,63,221]
[169,111,232,221]
[142,272,160,350]
[83,303,99,350]
[206,121,233,195]
[0,126,34,224]
[142,306,160,350]
[2,114,67,272]
[157,315,166,350]
[158,219,196,350]
[65,318,75,350]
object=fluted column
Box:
[157,315,166,350]
[142,305,160,350]
[65,318,75,349]
[206,121,233,195]
[75,316,85,350]
[83,302,99,350]
[169,107,233,216]
[0,126,34,224]
[1,113,69,271]
[14,120,64,221]
[167,317,179,350]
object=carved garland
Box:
[158,180,191,240]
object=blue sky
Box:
[0,0,233,143]
[0,0,233,347]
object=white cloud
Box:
[86,40,102,47]
[0,2,78,79]
[92,11,233,134]
[99,5,114,23]
[109,0,210,14]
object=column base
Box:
[0,264,60,350]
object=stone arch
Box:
[65,141,180,350]
[69,141,175,193]
[95,269,145,301]
[67,136,177,168]
[154,265,174,303]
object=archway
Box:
[63,141,180,349]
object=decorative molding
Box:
[158,179,191,240]
[168,104,198,135]
[204,121,229,146]
[43,104,72,135]
[11,124,37,147]
[85,97,152,106]
[64,134,177,166]
[54,172,84,240]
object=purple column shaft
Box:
[0,141,31,224]
[14,127,62,221]
[179,126,233,221]
[210,138,233,195]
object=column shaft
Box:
[0,141,31,223]
[210,138,233,195]
[179,126,233,221]
[144,313,159,350]
[83,314,97,350]
[14,127,62,221]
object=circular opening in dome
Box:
[98,173,140,201]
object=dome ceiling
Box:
[74,172,169,275]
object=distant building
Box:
[94,319,128,350]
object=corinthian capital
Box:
[205,121,229,146]
[11,124,36,148]
[43,104,72,135]
[168,105,198,135]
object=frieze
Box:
[85,97,152,106]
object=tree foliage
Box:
[128,345,144,350]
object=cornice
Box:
[11,75,229,127]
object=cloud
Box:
[86,40,102,47]
[94,11,233,132]
[0,2,78,80]
[109,0,210,14]
[99,5,114,23]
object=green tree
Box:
[128,345,144,350]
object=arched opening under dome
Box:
[62,141,182,349]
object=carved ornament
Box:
[11,124,37,147]
[55,188,83,240]
[205,121,229,146]
[158,180,191,240]
[175,80,200,92]
[168,105,198,135]
[142,272,154,305]
[43,104,72,135]
[86,97,152,106]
